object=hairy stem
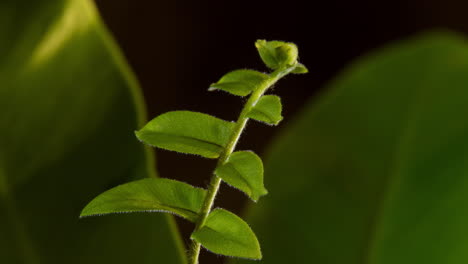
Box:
[188,66,295,264]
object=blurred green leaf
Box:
[208,69,268,96]
[247,95,283,125]
[215,151,267,201]
[234,32,468,264]
[0,0,185,263]
[81,178,207,222]
[255,40,298,69]
[135,111,235,159]
[191,208,261,260]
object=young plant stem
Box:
[188,65,295,264]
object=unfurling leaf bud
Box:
[255,40,299,69]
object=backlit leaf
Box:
[81,178,206,222]
[247,95,283,125]
[0,0,185,263]
[191,209,261,260]
[215,151,267,201]
[208,69,268,96]
[135,111,235,158]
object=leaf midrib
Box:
[220,163,253,196]
[146,131,225,151]
[199,224,253,249]
[363,72,428,264]
[84,197,200,221]
[249,109,275,124]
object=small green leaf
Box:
[191,209,261,260]
[81,178,206,222]
[208,69,269,96]
[255,40,299,69]
[247,95,283,125]
[215,151,267,201]
[292,62,309,74]
[135,111,235,158]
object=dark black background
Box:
[95,0,468,262]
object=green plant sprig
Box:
[80,39,307,263]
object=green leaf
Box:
[215,151,267,201]
[291,62,309,74]
[208,69,268,96]
[135,111,235,158]
[234,32,468,264]
[247,95,283,125]
[0,0,184,263]
[255,39,299,69]
[81,178,206,222]
[191,209,261,260]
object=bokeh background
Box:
[94,0,468,262]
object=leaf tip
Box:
[208,84,218,91]
[272,116,283,126]
[254,249,263,260]
[255,39,266,49]
[292,62,309,74]
[79,208,91,218]
[79,200,98,219]
[251,188,269,202]
[134,129,142,139]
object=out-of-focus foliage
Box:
[234,32,468,264]
[0,0,185,263]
